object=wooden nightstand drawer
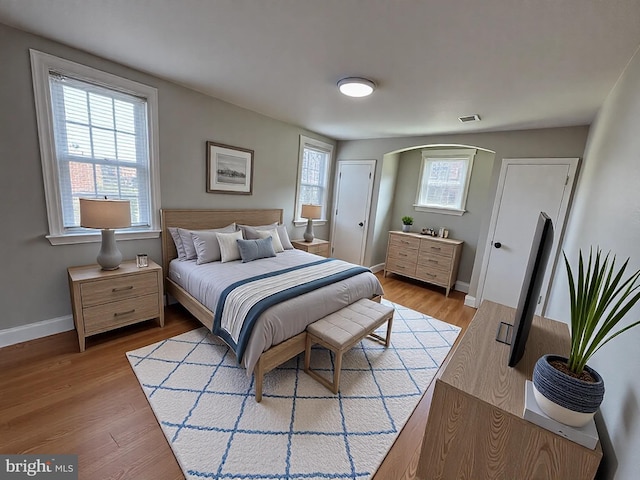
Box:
[291,239,331,258]
[307,243,329,256]
[81,271,158,307]
[83,293,161,335]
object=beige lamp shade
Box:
[301,204,322,219]
[80,198,131,229]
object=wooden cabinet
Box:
[384,231,462,296]
[291,238,330,257]
[417,301,602,479]
[68,259,164,351]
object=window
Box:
[294,136,334,224]
[414,148,476,216]
[30,50,160,245]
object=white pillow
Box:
[177,223,236,260]
[240,223,293,250]
[275,224,294,250]
[256,228,284,253]
[216,230,244,263]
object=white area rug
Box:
[126,300,460,480]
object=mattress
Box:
[169,249,384,372]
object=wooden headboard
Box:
[160,208,283,279]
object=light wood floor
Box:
[0,272,476,480]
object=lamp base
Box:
[97,229,123,270]
[303,218,315,242]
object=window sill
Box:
[46,229,161,245]
[293,219,328,228]
[413,205,466,216]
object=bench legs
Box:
[304,314,393,394]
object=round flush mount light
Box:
[337,77,376,97]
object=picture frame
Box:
[206,141,254,195]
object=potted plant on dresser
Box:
[532,247,640,427]
[401,216,413,233]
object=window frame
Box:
[414,148,477,216]
[293,135,334,226]
[30,49,161,245]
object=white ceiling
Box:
[1,0,640,140]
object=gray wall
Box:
[389,147,495,285]
[0,23,334,331]
[370,153,400,266]
[336,126,590,298]
[546,46,640,480]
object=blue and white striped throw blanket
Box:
[213,258,369,362]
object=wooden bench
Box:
[304,298,394,393]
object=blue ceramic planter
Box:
[532,354,605,415]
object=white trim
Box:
[454,281,469,294]
[294,135,334,223]
[413,205,466,216]
[0,315,74,349]
[292,219,327,228]
[30,49,161,242]
[475,157,579,315]
[464,294,478,308]
[370,263,385,274]
[46,229,160,245]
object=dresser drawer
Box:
[390,233,421,250]
[386,257,417,277]
[419,240,455,258]
[83,293,160,335]
[80,271,159,307]
[387,243,419,262]
[418,251,454,270]
[415,268,450,287]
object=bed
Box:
[160,208,384,401]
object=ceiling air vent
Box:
[458,114,481,123]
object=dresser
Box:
[68,259,164,351]
[417,301,602,479]
[384,231,463,296]
[291,238,331,257]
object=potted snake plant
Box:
[532,247,640,427]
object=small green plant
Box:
[565,247,640,375]
[401,216,413,225]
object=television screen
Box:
[507,212,554,367]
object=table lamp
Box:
[301,204,322,242]
[80,198,131,270]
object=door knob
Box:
[494,242,502,249]
[358,222,364,227]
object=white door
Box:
[330,160,375,265]
[477,158,579,313]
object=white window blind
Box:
[50,74,150,229]
[295,136,334,222]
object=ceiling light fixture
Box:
[337,77,376,97]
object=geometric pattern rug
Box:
[126,300,460,480]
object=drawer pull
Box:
[401,240,410,244]
[396,265,405,269]
[425,273,436,278]
[114,309,136,317]
[431,246,441,251]
[112,286,134,292]
[399,253,408,257]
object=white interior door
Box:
[477,158,579,314]
[330,160,375,265]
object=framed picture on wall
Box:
[206,141,254,194]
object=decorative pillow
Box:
[191,230,226,264]
[238,223,278,240]
[216,230,244,263]
[177,223,236,260]
[237,237,276,263]
[275,224,294,250]
[168,227,186,260]
[256,228,284,253]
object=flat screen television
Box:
[501,212,554,367]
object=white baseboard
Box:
[0,315,74,349]
[370,263,385,273]
[454,281,469,294]
[464,295,478,308]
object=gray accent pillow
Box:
[237,237,276,263]
[217,230,244,263]
[191,230,226,264]
[168,227,186,260]
[177,223,236,260]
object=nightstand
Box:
[68,259,164,352]
[291,238,331,257]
